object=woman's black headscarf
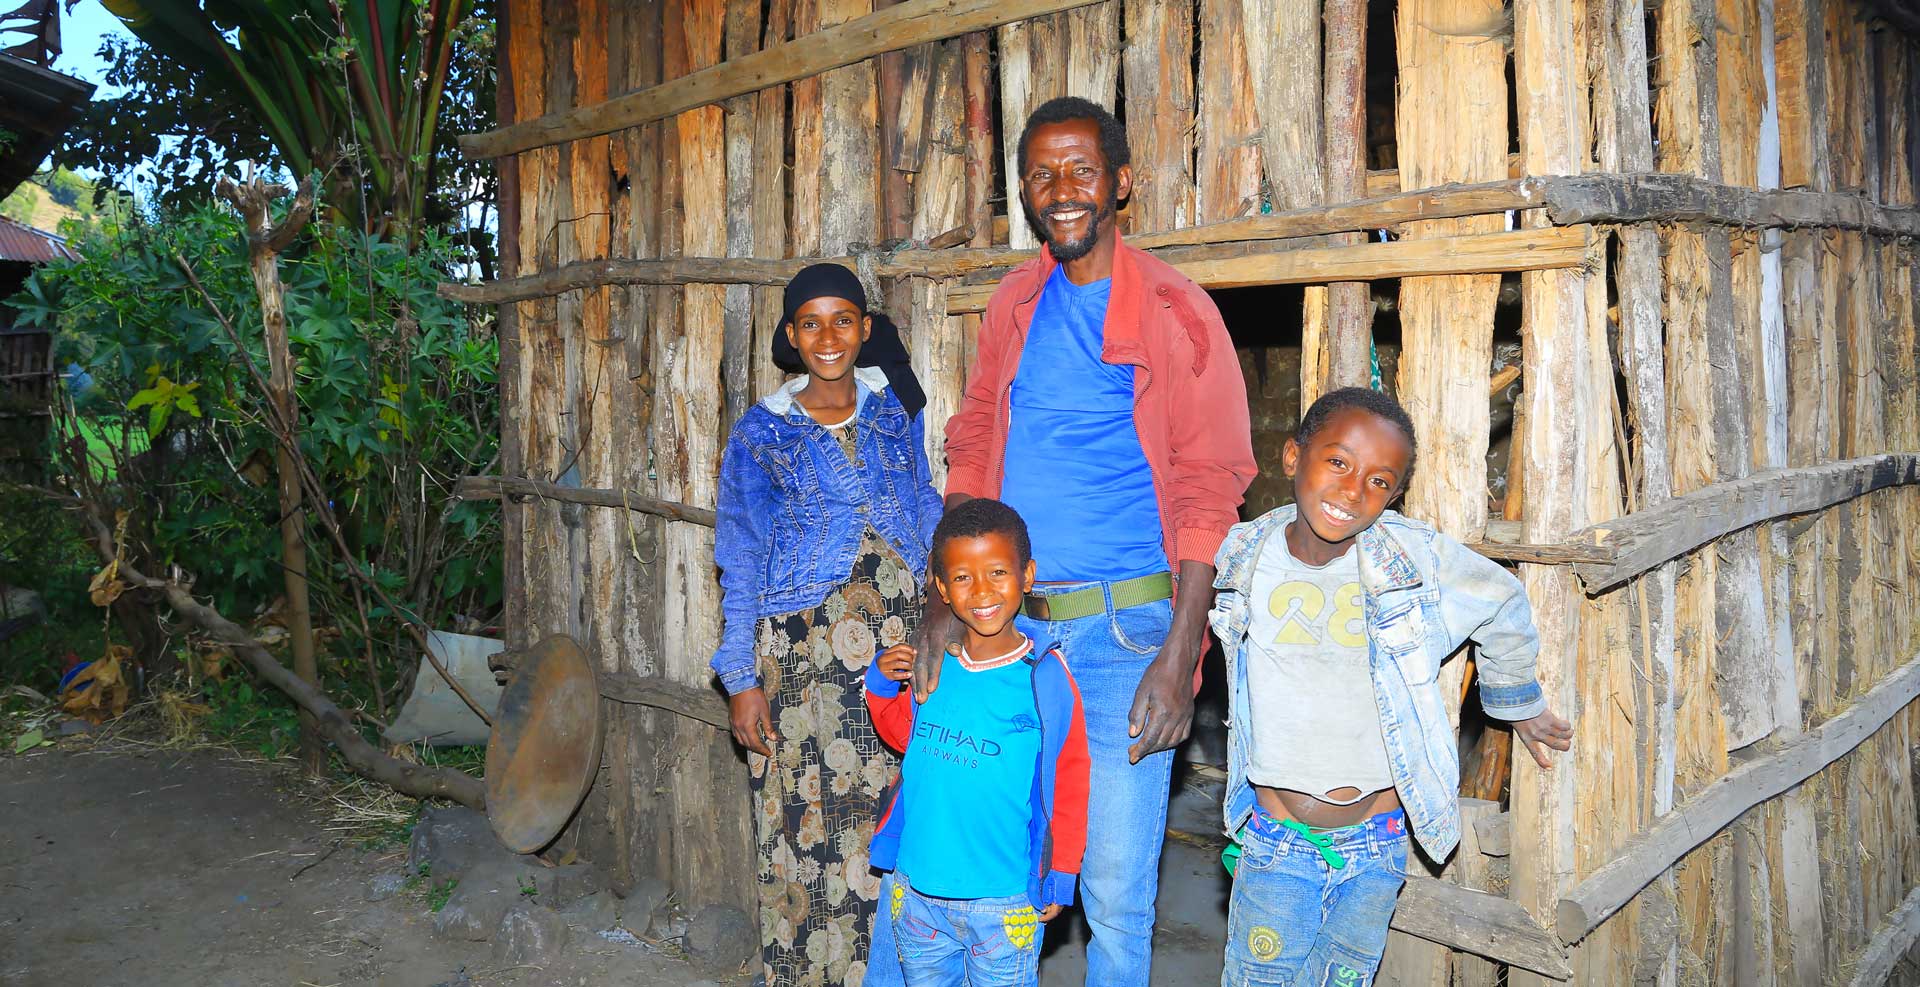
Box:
[771,263,927,418]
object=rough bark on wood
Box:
[1557,651,1920,944]
[943,226,1592,313]
[1568,454,1920,592]
[1323,0,1372,392]
[218,176,322,775]
[1389,876,1572,980]
[1121,0,1194,234]
[1509,5,1593,986]
[462,0,1101,158]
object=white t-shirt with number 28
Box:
[1242,533,1396,805]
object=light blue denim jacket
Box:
[711,367,944,695]
[1209,505,1548,861]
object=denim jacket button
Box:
[856,504,870,514]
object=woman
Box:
[712,263,941,987]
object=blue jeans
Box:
[885,872,1043,987]
[1017,588,1176,987]
[865,884,904,986]
[1223,807,1409,987]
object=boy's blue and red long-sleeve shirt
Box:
[864,644,1091,910]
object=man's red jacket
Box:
[942,236,1258,575]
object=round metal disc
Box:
[485,634,603,853]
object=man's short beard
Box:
[1030,194,1119,262]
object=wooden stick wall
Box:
[486,0,1920,980]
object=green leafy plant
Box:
[428,877,458,912]
[126,369,204,436]
[517,874,537,897]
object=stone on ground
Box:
[621,876,671,929]
[682,903,754,973]
[366,870,408,902]
[408,806,510,882]
[432,858,528,941]
[561,889,620,932]
[491,900,571,967]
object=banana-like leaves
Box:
[102,0,469,237]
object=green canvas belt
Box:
[1021,571,1173,623]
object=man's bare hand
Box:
[1127,638,1199,763]
[911,595,960,703]
[1514,707,1573,768]
[1039,904,1065,922]
[727,688,779,757]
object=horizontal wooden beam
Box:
[1556,650,1920,944]
[1845,884,1920,987]
[455,475,717,528]
[1569,453,1920,592]
[1539,172,1920,237]
[459,0,1100,158]
[598,668,731,729]
[1473,518,1613,566]
[440,180,1549,305]
[1394,875,1572,980]
[943,226,1594,314]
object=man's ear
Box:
[1113,163,1134,206]
[1281,437,1301,479]
[1021,558,1037,594]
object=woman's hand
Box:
[1039,904,1064,922]
[728,687,780,756]
[1513,707,1573,768]
[877,643,915,682]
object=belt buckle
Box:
[1022,593,1050,622]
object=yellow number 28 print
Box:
[1267,581,1366,649]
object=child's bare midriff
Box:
[1256,783,1401,830]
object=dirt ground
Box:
[0,742,1231,987]
[0,747,722,987]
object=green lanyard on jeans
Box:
[1221,820,1351,875]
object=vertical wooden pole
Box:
[1195,0,1262,225]
[751,0,793,403]
[1509,5,1592,987]
[496,0,528,651]
[908,44,968,489]
[228,181,321,776]
[1242,0,1327,403]
[819,0,877,257]
[998,3,1119,250]
[962,30,994,252]
[1378,6,1508,980]
[1121,0,1195,235]
[1393,0,1504,544]
[1775,1,1832,981]
[1594,2,1680,982]
[1322,0,1371,394]
[723,0,763,427]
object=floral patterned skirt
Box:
[751,526,920,987]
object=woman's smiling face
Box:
[785,295,871,383]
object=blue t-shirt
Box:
[894,646,1043,898]
[1000,266,1166,581]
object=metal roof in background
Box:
[0,214,75,264]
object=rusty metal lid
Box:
[485,634,602,853]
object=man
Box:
[921,96,1256,986]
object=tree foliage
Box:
[8,202,502,707]
[66,0,496,244]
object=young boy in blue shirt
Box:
[1210,388,1573,986]
[865,498,1091,987]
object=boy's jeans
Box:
[1017,588,1177,987]
[884,873,1043,987]
[1223,807,1409,987]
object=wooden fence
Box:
[453,0,1920,982]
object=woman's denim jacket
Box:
[1209,504,1548,862]
[711,367,944,695]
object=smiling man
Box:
[927,96,1257,986]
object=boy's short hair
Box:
[1297,387,1419,473]
[1017,96,1131,180]
[931,498,1032,578]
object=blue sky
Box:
[50,2,130,95]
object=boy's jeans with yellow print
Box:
[884,872,1043,987]
[1223,807,1408,987]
